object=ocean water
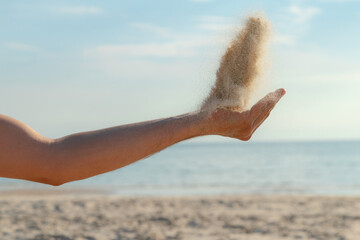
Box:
[0,141,360,196]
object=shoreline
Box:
[3,186,360,197]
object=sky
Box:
[0,0,360,142]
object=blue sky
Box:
[1,0,359,142]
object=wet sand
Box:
[1,193,360,240]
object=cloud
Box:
[89,43,194,58]
[198,23,233,32]
[131,17,233,40]
[199,15,229,22]
[271,5,321,46]
[308,72,360,83]
[5,42,39,52]
[86,17,233,61]
[85,39,217,58]
[197,15,233,32]
[288,5,321,23]
[56,6,103,15]
[131,22,172,37]
[273,34,297,46]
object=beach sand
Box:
[1,192,360,240]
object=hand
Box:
[206,88,286,140]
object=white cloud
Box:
[308,72,360,83]
[288,5,321,23]
[89,43,194,58]
[131,22,172,37]
[197,15,233,32]
[199,23,233,32]
[199,15,229,22]
[271,5,321,47]
[273,34,297,46]
[85,39,216,58]
[56,6,103,15]
[5,42,39,52]
[131,17,233,38]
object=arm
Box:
[0,89,285,186]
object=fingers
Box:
[250,88,286,130]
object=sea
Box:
[0,141,360,196]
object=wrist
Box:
[182,111,213,138]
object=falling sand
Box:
[201,15,270,112]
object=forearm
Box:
[50,111,208,185]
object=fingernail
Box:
[277,88,286,96]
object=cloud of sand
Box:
[201,15,270,112]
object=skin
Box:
[0,88,285,186]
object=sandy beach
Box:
[1,192,360,240]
